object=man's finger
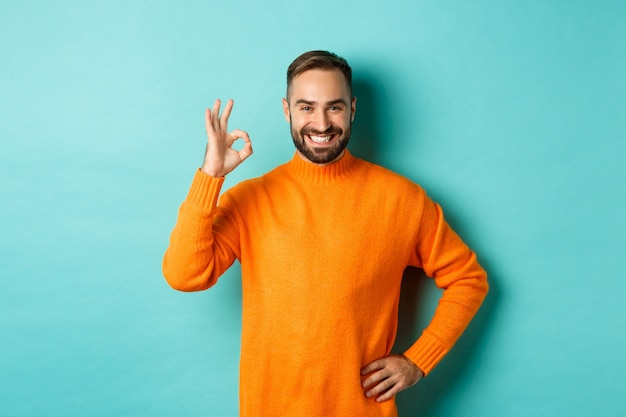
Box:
[365,375,395,398]
[230,129,253,161]
[229,129,251,143]
[239,143,253,161]
[211,99,222,129]
[360,359,385,376]
[375,384,400,403]
[205,107,217,134]
[361,368,389,390]
[220,99,234,131]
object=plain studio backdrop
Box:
[1,1,624,416]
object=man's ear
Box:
[351,96,357,122]
[282,98,290,122]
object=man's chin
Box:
[299,144,346,164]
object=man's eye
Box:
[301,106,311,111]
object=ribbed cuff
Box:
[186,169,225,210]
[403,331,448,376]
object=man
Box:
[163,50,488,417]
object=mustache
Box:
[301,126,342,136]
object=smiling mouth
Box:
[308,135,333,143]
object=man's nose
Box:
[313,110,331,132]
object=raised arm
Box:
[162,99,252,291]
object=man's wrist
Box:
[200,165,226,178]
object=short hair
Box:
[286,50,352,99]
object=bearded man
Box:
[163,50,488,417]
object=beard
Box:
[290,120,352,165]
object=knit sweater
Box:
[163,150,488,417]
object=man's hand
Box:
[201,99,253,177]
[360,354,424,403]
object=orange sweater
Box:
[163,151,488,417]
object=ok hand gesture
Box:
[201,99,253,177]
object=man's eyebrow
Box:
[327,99,348,106]
[294,98,349,106]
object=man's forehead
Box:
[289,69,350,98]
[292,68,346,83]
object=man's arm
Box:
[162,99,253,291]
[361,197,488,402]
[402,200,488,373]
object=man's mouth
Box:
[303,128,341,145]
[308,135,333,143]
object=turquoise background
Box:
[1,1,624,416]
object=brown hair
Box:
[286,50,352,99]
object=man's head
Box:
[283,50,356,165]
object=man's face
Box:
[283,69,356,165]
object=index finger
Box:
[360,359,386,376]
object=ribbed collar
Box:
[284,150,359,185]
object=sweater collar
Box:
[285,149,358,184]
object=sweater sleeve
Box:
[162,169,240,291]
[403,197,488,375]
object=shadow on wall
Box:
[352,74,500,416]
[349,77,381,161]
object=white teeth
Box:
[310,135,331,143]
